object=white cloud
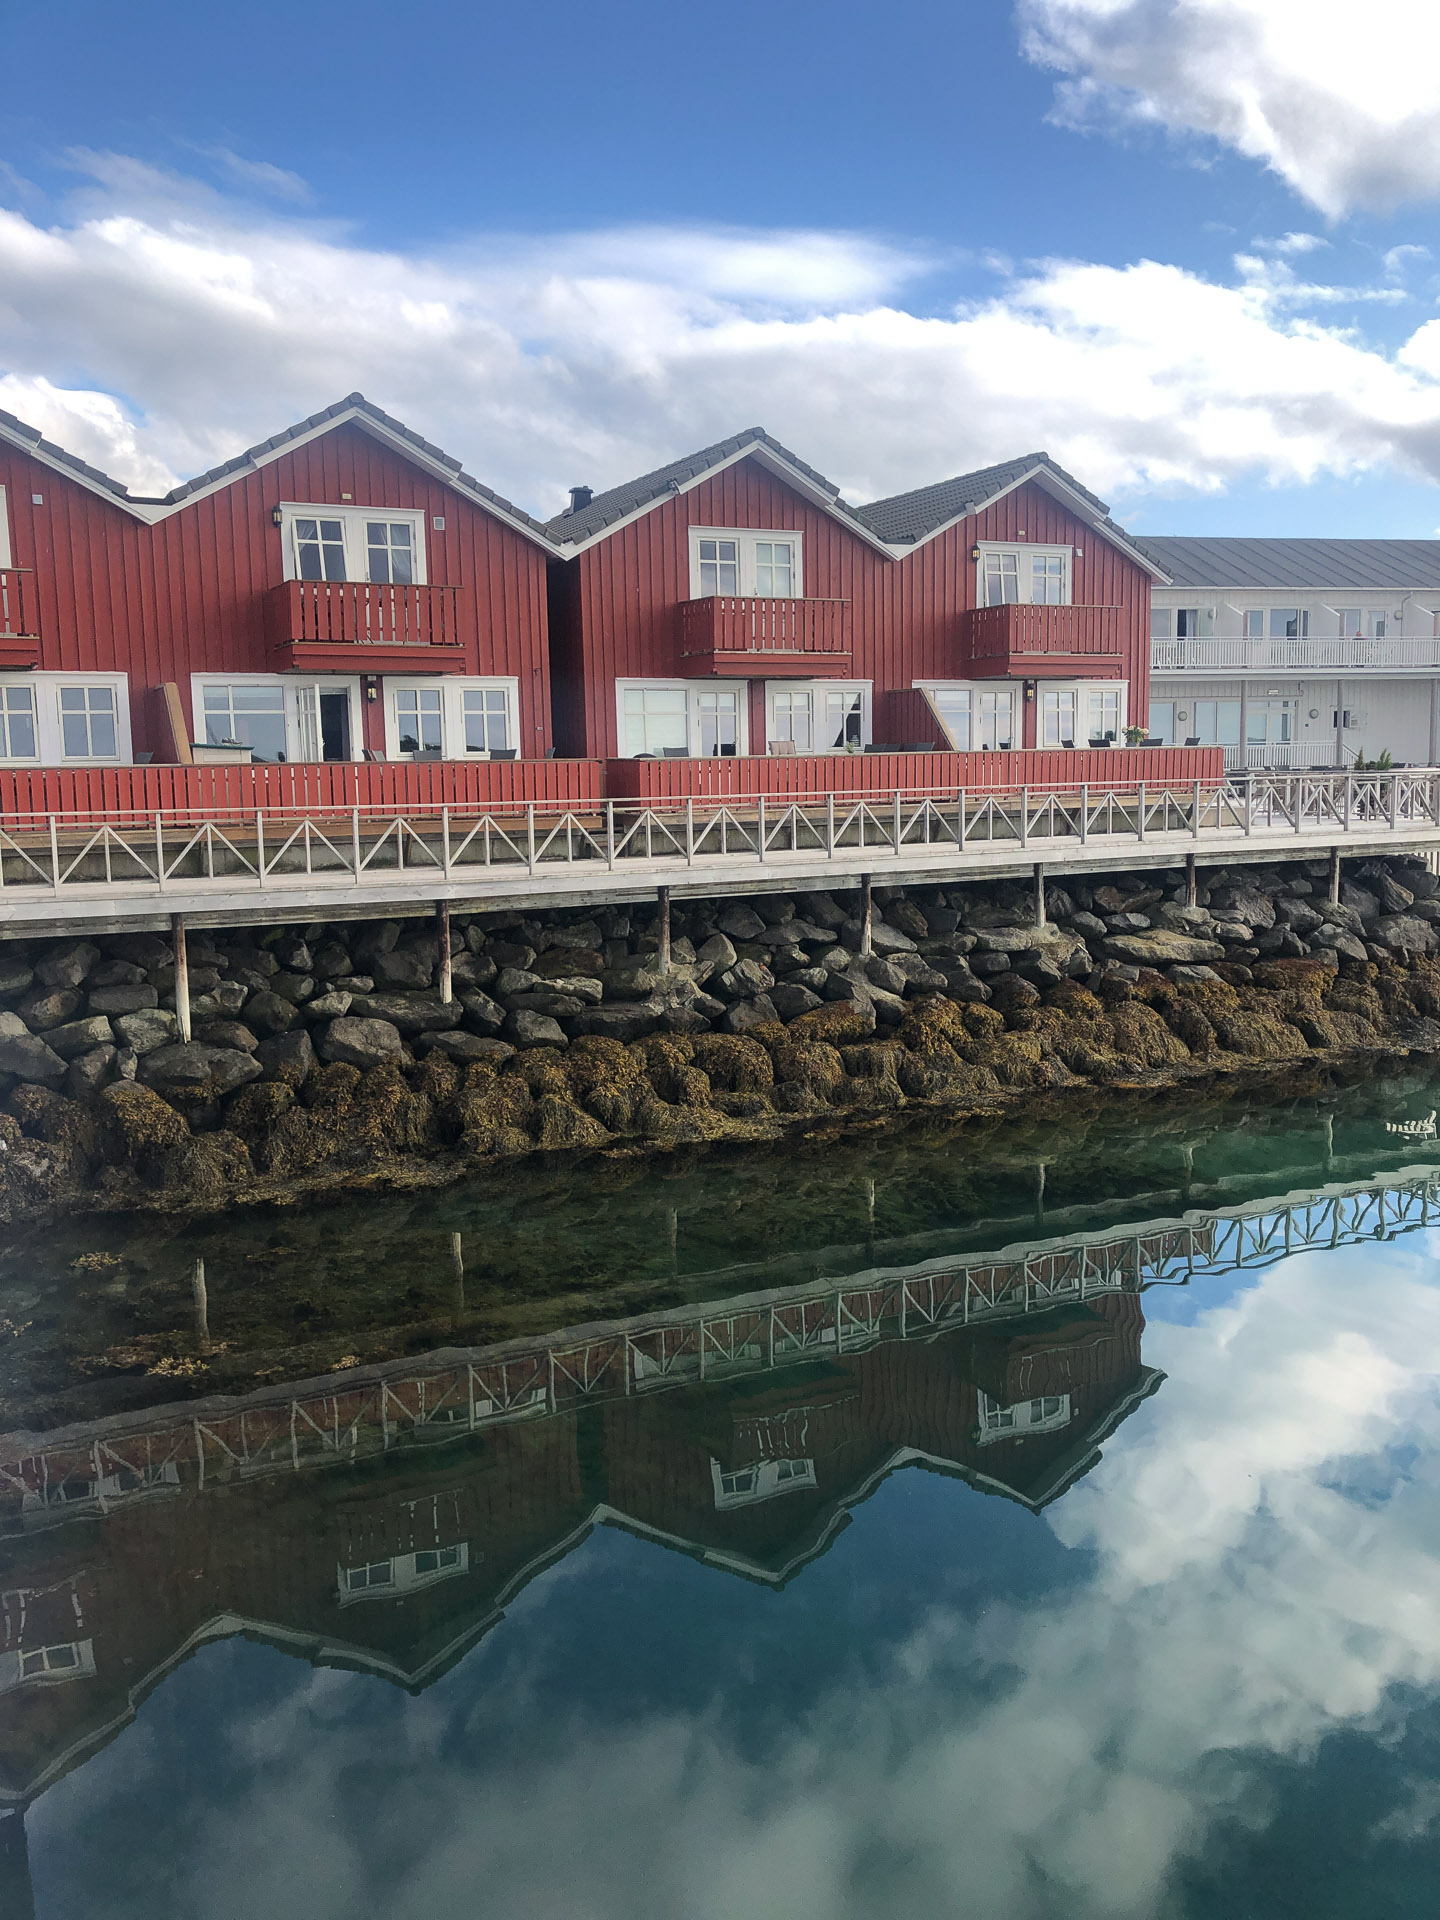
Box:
[1020,0,1440,217]
[5,165,1440,514]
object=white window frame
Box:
[710,1457,817,1509]
[0,485,11,568]
[0,672,131,767]
[1033,682,1130,749]
[337,1542,470,1605]
[689,527,804,600]
[190,673,363,764]
[383,676,520,760]
[976,542,1072,608]
[764,680,870,754]
[915,681,1017,752]
[615,679,749,758]
[279,503,429,586]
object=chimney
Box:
[568,485,593,514]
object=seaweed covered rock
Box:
[97,1082,192,1185]
[1106,1002,1192,1070]
[1213,1011,1310,1060]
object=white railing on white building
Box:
[1222,742,1341,772]
[1152,636,1440,673]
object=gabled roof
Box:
[543,426,896,555]
[0,393,560,551]
[1136,535,1440,594]
[854,451,1170,581]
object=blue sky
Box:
[7,1,1440,532]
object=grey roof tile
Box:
[543,427,885,545]
[1136,536,1440,592]
[0,392,555,543]
[853,452,1113,543]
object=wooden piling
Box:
[171,914,191,1043]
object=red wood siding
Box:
[0,757,602,823]
[603,746,1223,802]
[0,421,553,760]
[550,459,1155,757]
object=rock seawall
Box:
[4,854,1440,1223]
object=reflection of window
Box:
[980,546,1070,607]
[414,1546,462,1576]
[203,683,287,761]
[462,687,510,753]
[711,1456,817,1508]
[396,687,443,754]
[0,684,36,759]
[338,1542,470,1602]
[14,1640,95,1685]
[345,1560,395,1592]
[977,1393,1072,1443]
[624,686,688,755]
[59,685,118,759]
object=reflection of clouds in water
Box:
[43,1244,1440,1919]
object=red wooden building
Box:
[544,431,1166,766]
[0,393,559,778]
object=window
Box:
[771,688,814,749]
[979,545,1070,607]
[753,540,794,596]
[977,1393,1072,1443]
[283,506,427,585]
[294,516,347,581]
[58,686,118,759]
[923,685,1017,751]
[1041,688,1077,748]
[1176,608,1214,638]
[825,689,864,748]
[1337,609,1388,639]
[1241,610,1265,640]
[1150,700,1175,745]
[1086,686,1124,744]
[0,684,36,759]
[695,689,739,756]
[617,682,748,757]
[414,1546,462,1576]
[203,683,288,762]
[1150,607,1173,642]
[345,1560,395,1592]
[1270,608,1309,640]
[0,484,11,568]
[689,529,803,599]
[624,685,688,756]
[1192,699,1242,747]
[395,686,444,755]
[463,687,510,753]
[366,520,414,584]
[338,1543,470,1602]
[1246,698,1296,746]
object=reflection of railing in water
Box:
[5,1166,1439,1532]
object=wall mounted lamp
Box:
[970,545,981,561]
[271,505,283,527]
[364,676,379,704]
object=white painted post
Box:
[657,886,671,975]
[172,913,191,1043]
[1186,851,1197,907]
[1033,862,1045,928]
[860,873,873,958]
[1329,846,1341,907]
[192,1257,209,1345]
[436,899,452,1004]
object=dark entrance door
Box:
[319,690,351,761]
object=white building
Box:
[1140,538,1440,770]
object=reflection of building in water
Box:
[0,1274,1159,1813]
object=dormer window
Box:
[690,528,803,599]
[281,505,427,585]
[978,544,1071,607]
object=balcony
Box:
[0,568,39,669]
[964,604,1125,679]
[679,595,851,677]
[1152,635,1440,674]
[265,580,465,673]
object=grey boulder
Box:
[112,1009,180,1055]
[315,1017,405,1068]
[0,1029,65,1086]
[140,1043,263,1094]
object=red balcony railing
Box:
[265,579,464,672]
[964,603,1126,677]
[680,595,851,675]
[0,568,38,668]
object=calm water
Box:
[7,1067,1440,1917]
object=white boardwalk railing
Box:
[2,770,1440,930]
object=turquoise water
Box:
[7,1067,1440,1917]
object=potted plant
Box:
[1124,725,1147,747]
